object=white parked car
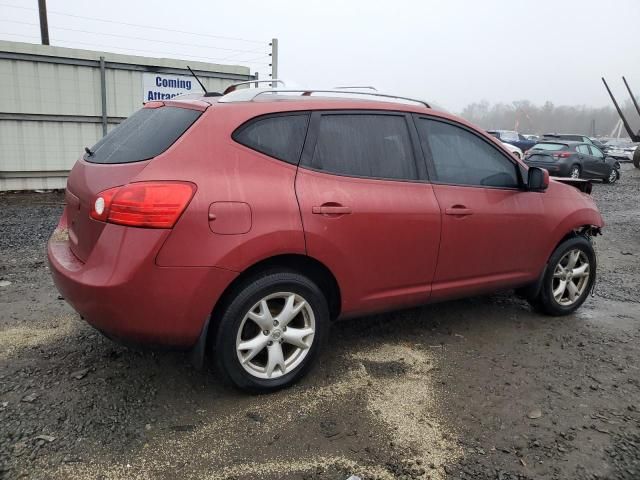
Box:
[502,142,524,159]
[607,144,637,161]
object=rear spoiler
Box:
[552,177,592,194]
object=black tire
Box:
[213,271,329,393]
[634,148,640,169]
[569,165,581,179]
[528,236,596,316]
[603,167,619,184]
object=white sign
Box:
[142,72,203,101]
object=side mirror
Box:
[527,167,549,192]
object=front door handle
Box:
[312,204,352,215]
[445,205,474,216]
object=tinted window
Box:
[234,114,309,165]
[576,145,590,154]
[86,107,202,164]
[532,143,567,151]
[310,114,417,180]
[417,119,519,188]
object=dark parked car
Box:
[525,141,620,183]
[48,87,604,392]
[487,130,537,152]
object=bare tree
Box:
[459,100,639,138]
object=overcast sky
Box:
[1,0,638,112]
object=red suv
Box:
[48,87,603,392]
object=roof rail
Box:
[218,87,431,108]
[223,79,286,95]
[333,86,378,91]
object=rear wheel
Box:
[528,236,596,316]
[569,165,581,179]
[213,271,329,393]
[634,148,640,168]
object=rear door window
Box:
[233,113,310,165]
[86,106,202,164]
[308,113,418,181]
[416,118,519,188]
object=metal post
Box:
[254,71,259,88]
[270,38,278,87]
[99,56,108,136]
[38,0,50,45]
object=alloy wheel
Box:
[570,167,580,179]
[608,169,617,183]
[552,249,591,306]
[236,292,315,379]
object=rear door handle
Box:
[445,206,474,216]
[312,205,352,215]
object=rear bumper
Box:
[47,224,237,348]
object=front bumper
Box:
[47,224,237,347]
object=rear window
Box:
[531,143,567,151]
[85,106,202,164]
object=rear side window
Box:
[86,106,202,164]
[310,114,417,181]
[417,119,518,188]
[532,143,567,151]
[233,114,309,165]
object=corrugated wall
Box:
[0,40,253,191]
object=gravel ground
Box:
[1,164,639,480]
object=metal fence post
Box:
[99,56,107,136]
[271,38,278,87]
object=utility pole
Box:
[38,0,50,45]
[270,38,278,87]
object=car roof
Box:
[167,87,447,115]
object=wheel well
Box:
[207,254,341,347]
[552,225,600,256]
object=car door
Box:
[575,144,595,177]
[413,116,546,300]
[578,143,606,178]
[588,145,611,177]
[295,111,441,316]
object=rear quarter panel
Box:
[143,105,306,270]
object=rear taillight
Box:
[552,152,572,159]
[90,182,196,228]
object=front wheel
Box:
[213,271,329,393]
[529,236,596,316]
[603,167,619,184]
[633,148,640,168]
[569,165,581,179]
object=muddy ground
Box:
[1,164,639,480]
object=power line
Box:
[0,2,266,44]
[0,31,271,66]
[0,18,267,59]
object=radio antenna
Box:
[187,66,208,94]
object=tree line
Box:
[458,100,640,138]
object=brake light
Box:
[90,182,196,228]
[552,152,572,158]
